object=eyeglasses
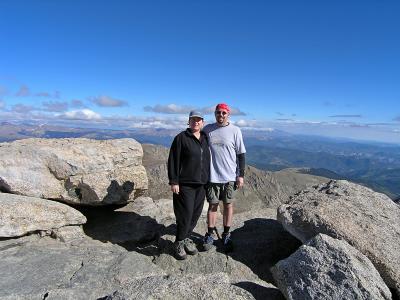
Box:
[215,111,228,115]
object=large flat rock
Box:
[271,234,391,300]
[0,236,165,300]
[277,180,400,296]
[0,193,86,238]
[0,138,148,205]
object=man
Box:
[202,103,246,252]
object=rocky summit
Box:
[0,139,399,299]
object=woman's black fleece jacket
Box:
[168,128,210,185]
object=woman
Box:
[167,110,210,260]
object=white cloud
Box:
[42,101,69,112]
[71,99,85,108]
[232,119,274,131]
[12,104,36,113]
[329,114,362,118]
[228,107,246,116]
[35,92,51,97]
[0,100,5,109]
[201,105,246,116]
[15,85,30,97]
[144,103,246,116]
[90,95,128,107]
[200,105,216,114]
[0,86,7,96]
[144,104,195,114]
[275,118,295,122]
[61,109,101,120]
[235,119,249,127]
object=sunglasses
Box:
[215,111,228,115]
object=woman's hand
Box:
[171,184,180,194]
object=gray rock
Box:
[0,200,298,300]
[149,208,297,300]
[82,198,174,245]
[0,193,86,238]
[0,138,148,205]
[142,143,171,200]
[277,180,400,296]
[0,235,165,300]
[80,203,291,299]
[154,245,236,276]
[103,273,255,300]
[122,196,176,225]
[51,226,86,243]
[271,234,391,300]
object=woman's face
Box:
[189,117,204,132]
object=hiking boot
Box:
[222,232,233,252]
[184,238,198,255]
[202,232,214,251]
[174,240,187,260]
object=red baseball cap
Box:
[215,103,230,112]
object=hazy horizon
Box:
[2,119,400,147]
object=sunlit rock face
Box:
[271,234,391,300]
[0,193,86,238]
[277,180,400,296]
[0,138,148,205]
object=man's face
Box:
[215,109,229,125]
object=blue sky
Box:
[1,0,400,143]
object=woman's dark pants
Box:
[173,184,205,241]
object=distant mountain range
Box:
[1,122,399,200]
[245,142,400,199]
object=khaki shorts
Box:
[206,182,236,204]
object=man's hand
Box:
[236,176,244,189]
[171,184,180,194]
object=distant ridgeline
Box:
[245,142,400,200]
[1,123,399,200]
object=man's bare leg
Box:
[207,203,219,228]
[223,203,233,227]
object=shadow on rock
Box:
[104,180,135,204]
[234,281,285,300]
[80,205,175,255]
[222,218,302,283]
[64,180,136,205]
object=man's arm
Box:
[237,153,245,177]
[236,153,245,189]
